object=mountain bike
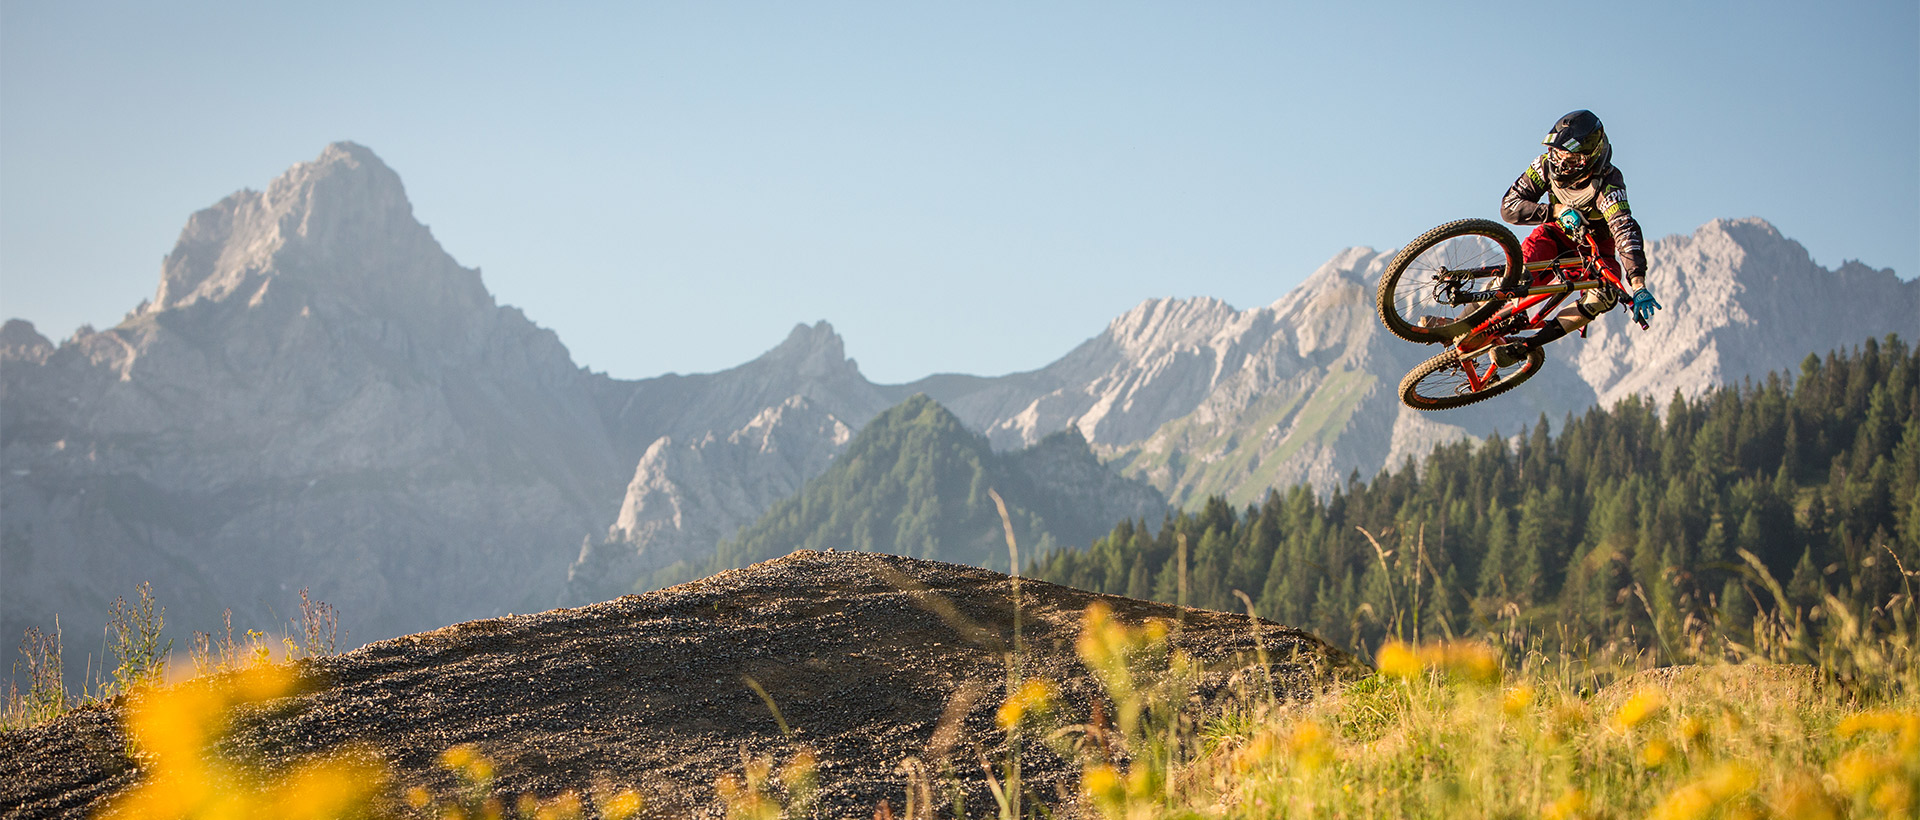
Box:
[1376,218,1644,410]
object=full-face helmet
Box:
[1542,110,1610,183]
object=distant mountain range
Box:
[4,143,1915,658]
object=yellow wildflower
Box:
[1376,640,1500,683]
[1648,763,1756,820]
[534,791,583,820]
[599,788,645,820]
[1376,641,1421,679]
[1837,710,1920,755]
[102,662,385,820]
[1076,602,1123,668]
[440,744,477,771]
[1287,721,1332,770]
[1872,781,1913,817]
[1542,788,1588,820]
[1503,684,1535,717]
[1235,730,1277,774]
[1083,764,1126,814]
[1831,747,1897,793]
[1641,738,1673,769]
[1771,773,1840,820]
[1440,641,1501,684]
[996,677,1061,729]
[440,743,494,783]
[1613,686,1667,730]
[264,756,388,820]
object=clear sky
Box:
[3,1,1915,384]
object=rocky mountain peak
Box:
[758,320,858,379]
[1571,216,1917,406]
[3,144,620,659]
[151,142,487,322]
[0,319,54,364]
[1103,296,1242,354]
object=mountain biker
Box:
[1494,110,1661,366]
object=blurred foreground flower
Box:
[997,677,1061,730]
[101,664,388,819]
[1375,640,1501,684]
[1648,763,1756,820]
[1612,686,1667,731]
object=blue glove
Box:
[1557,208,1585,234]
[1630,288,1662,324]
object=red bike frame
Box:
[1439,230,1639,391]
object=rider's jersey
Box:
[1501,154,1648,285]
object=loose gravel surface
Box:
[1,550,1361,818]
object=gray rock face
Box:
[555,325,905,604]
[562,396,855,604]
[1,144,627,657]
[916,220,1916,507]
[0,144,1007,665]
[593,321,894,468]
[1573,218,1920,406]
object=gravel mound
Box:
[1,550,1360,818]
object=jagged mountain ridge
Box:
[914,220,1918,506]
[560,395,856,604]
[5,142,1914,662]
[589,321,894,470]
[707,395,1167,578]
[1,144,628,657]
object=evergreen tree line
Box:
[1031,336,1920,658]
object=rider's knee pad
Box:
[1577,289,1619,320]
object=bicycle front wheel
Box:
[1399,343,1544,411]
[1377,219,1523,344]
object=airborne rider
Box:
[1495,110,1662,365]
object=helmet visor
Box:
[1549,145,1595,173]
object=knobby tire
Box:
[1399,345,1545,411]
[1377,218,1524,345]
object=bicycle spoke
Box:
[1391,235,1509,326]
[1378,219,1522,346]
[1409,348,1535,402]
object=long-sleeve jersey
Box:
[1501,154,1648,287]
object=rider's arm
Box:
[1596,169,1648,289]
[1500,156,1554,226]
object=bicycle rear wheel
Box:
[1377,219,1524,344]
[1399,343,1544,410]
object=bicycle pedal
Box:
[1492,342,1528,369]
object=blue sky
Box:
[3,1,1914,383]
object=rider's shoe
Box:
[1493,341,1530,369]
[1418,315,1454,329]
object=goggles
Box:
[1549,145,1595,169]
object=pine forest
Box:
[1032,336,1920,660]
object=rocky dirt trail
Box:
[1,550,1361,818]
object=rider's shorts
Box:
[1523,222,1625,321]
